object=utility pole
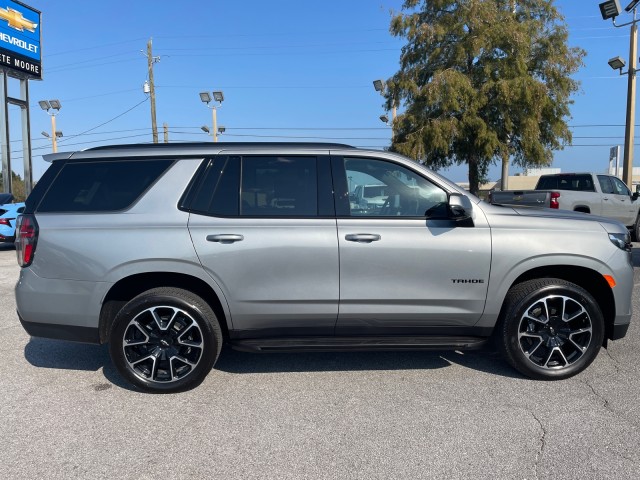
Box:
[163,123,169,143]
[145,38,159,143]
[623,21,637,188]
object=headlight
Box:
[609,233,632,252]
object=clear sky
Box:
[3,0,638,183]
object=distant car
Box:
[0,203,25,243]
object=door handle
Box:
[206,234,244,243]
[345,233,381,243]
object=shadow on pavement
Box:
[24,337,524,387]
[632,246,640,268]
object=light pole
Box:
[38,99,61,153]
[199,91,224,142]
[599,0,640,188]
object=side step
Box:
[231,336,489,353]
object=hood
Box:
[510,206,627,233]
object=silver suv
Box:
[15,143,633,392]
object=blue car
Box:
[0,203,25,243]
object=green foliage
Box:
[386,0,585,194]
[0,171,26,202]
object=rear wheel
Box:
[633,214,640,242]
[497,278,604,380]
[109,287,222,393]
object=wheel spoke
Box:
[124,321,149,346]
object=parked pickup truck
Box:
[490,173,640,239]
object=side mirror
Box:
[633,192,639,201]
[448,193,473,221]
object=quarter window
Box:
[37,159,173,212]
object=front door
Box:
[333,156,492,335]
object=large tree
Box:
[385,0,585,194]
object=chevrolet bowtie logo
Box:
[0,6,37,32]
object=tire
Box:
[108,287,222,393]
[633,214,640,242]
[497,278,604,380]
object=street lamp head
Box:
[212,91,224,103]
[49,99,61,110]
[599,0,622,19]
[40,131,49,138]
[373,79,385,92]
[199,92,212,103]
[38,100,50,111]
[200,125,210,133]
[217,126,226,134]
[379,114,389,124]
[608,56,626,70]
[625,0,640,12]
[55,131,63,138]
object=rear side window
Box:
[537,175,595,192]
[37,159,173,212]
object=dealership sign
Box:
[0,0,41,79]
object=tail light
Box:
[0,218,10,226]
[15,214,38,267]
[550,192,560,209]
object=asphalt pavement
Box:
[1,243,640,479]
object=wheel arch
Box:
[498,265,615,342]
[99,272,231,344]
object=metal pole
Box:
[147,38,158,143]
[0,72,11,194]
[623,21,638,189]
[51,114,58,153]
[163,122,168,143]
[20,79,32,195]
[213,107,218,143]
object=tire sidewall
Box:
[502,281,604,380]
[109,290,220,393]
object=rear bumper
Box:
[18,313,100,344]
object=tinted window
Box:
[537,175,595,192]
[190,156,240,216]
[344,157,447,217]
[240,156,318,216]
[597,175,615,194]
[37,159,173,212]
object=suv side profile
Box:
[15,143,633,393]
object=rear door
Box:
[187,155,339,337]
[332,155,492,335]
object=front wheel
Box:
[497,278,604,380]
[633,214,640,242]
[109,287,222,393]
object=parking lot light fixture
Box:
[217,126,226,134]
[600,1,640,189]
[600,0,622,19]
[373,79,384,92]
[199,90,225,142]
[609,56,627,70]
[40,131,49,138]
[39,99,62,152]
[201,125,210,133]
[379,114,389,124]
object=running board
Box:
[231,336,488,353]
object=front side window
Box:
[611,177,631,196]
[343,157,447,217]
[597,175,614,194]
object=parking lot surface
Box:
[1,243,640,479]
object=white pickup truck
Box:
[489,173,640,239]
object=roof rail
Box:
[85,142,356,152]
